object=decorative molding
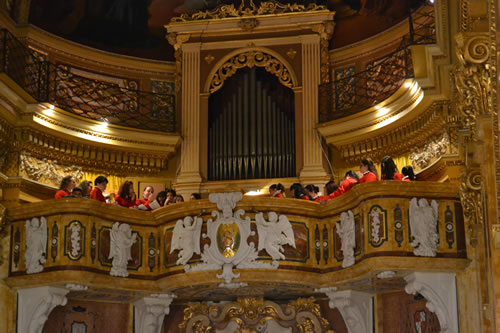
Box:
[171,0,327,22]
[376,271,395,279]
[134,293,176,333]
[178,296,331,333]
[459,167,482,247]
[109,222,137,277]
[209,50,294,93]
[17,286,69,333]
[409,198,439,257]
[25,217,47,274]
[410,131,450,170]
[64,283,88,291]
[405,272,459,333]
[319,288,373,333]
[336,210,355,268]
[20,151,83,187]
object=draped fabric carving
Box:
[208,67,295,180]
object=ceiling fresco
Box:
[27,0,425,60]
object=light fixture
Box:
[245,190,262,196]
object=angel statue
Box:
[337,210,355,268]
[109,222,137,277]
[25,217,47,274]
[170,216,203,266]
[409,198,439,257]
[255,212,295,261]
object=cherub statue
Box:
[25,217,47,274]
[337,210,355,268]
[409,198,439,257]
[170,216,203,265]
[109,222,137,277]
[255,212,295,261]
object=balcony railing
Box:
[0,30,176,132]
[319,3,436,123]
[5,182,465,291]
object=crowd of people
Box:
[54,156,415,208]
[269,156,416,204]
[54,175,201,211]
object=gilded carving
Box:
[178,297,331,332]
[209,51,293,93]
[0,204,7,266]
[454,33,491,129]
[19,151,84,187]
[312,22,335,84]
[410,132,450,170]
[166,33,190,94]
[171,0,327,22]
[238,18,259,31]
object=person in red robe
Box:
[115,180,137,208]
[55,176,76,199]
[90,176,108,203]
[290,183,309,200]
[269,183,285,198]
[402,165,416,181]
[381,156,403,180]
[136,185,154,210]
[359,158,379,183]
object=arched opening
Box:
[208,66,295,180]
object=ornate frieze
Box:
[178,297,331,333]
[20,151,83,187]
[410,131,450,170]
[170,0,327,23]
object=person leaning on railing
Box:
[114,181,137,208]
[402,165,416,181]
[55,175,76,199]
[381,156,403,180]
[136,186,154,210]
[90,176,108,203]
[269,183,285,198]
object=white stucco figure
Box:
[25,217,47,274]
[109,222,137,277]
[409,198,439,257]
[170,216,203,265]
[255,212,296,260]
[337,210,355,268]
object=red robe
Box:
[55,189,71,199]
[90,187,106,203]
[136,198,152,210]
[115,195,136,208]
[382,172,403,180]
[359,171,377,183]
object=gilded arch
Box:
[204,47,298,94]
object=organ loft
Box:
[0,0,499,332]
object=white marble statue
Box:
[371,209,381,243]
[70,224,81,257]
[25,217,47,274]
[255,212,296,260]
[337,210,355,268]
[170,216,203,265]
[109,222,137,277]
[409,198,439,257]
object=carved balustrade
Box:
[4,182,466,294]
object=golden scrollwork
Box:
[454,33,492,129]
[178,297,332,332]
[209,51,293,93]
[311,22,335,84]
[459,167,483,247]
[170,0,327,23]
[166,33,190,94]
[0,204,7,266]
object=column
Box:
[300,35,329,184]
[175,43,202,199]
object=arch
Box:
[203,47,298,94]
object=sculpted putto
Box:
[337,210,355,268]
[409,198,439,257]
[25,217,48,274]
[255,212,296,261]
[109,222,137,277]
[170,216,203,265]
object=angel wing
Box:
[255,212,270,252]
[109,223,119,259]
[277,215,295,248]
[409,198,418,233]
[431,200,439,222]
[170,219,184,254]
[40,217,47,255]
[192,216,203,255]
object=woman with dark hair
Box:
[176,195,184,203]
[79,180,93,198]
[269,183,285,198]
[316,180,339,202]
[290,183,309,200]
[336,170,359,195]
[359,158,378,183]
[190,193,201,200]
[55,176,76,199]
[165,189,176,205]
[305,185,320,201]
[402,165,416,181]
[381,156,403,180]
[115,180,137,208]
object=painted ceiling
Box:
[27,0,425,61]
